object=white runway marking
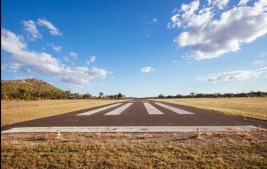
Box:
[144,103,164,114]
[76,103,122,116]
[155,103,194,114]
[1,126,258,133]
[104,103,133,115]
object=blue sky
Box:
[1,0,267,97]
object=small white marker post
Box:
[56,129,62,139]
[196,128,202,138]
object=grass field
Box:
[1,99,127,126]
[151,98,267,120]
[1,130,267,168]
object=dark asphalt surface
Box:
[2,99,267,131]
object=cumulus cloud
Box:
[22,20,41,40]
[1,27,107,86]
[37,18,62,36]
[208,0,229,9]
[57,66,107,85]
[169,0,267,59]
[140,67,155,73]
[197,67,267,82]
[86,56,96,64]
[1,28,27,53]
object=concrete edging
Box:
[1,125,258,133]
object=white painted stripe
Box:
[144,103,164,114]
[76,103,122,116]
[104,103,133,115]
[155,103,194,114]
[1,126,258,133]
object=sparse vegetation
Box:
[1,130,267,168]
[1,78,69,100]
[151,98,267,120]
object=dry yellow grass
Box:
[1,99,128,126]
[151,98,267,120]
[1,130,267,168]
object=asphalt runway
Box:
[2,99,266,133]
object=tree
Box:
[190,92,195,97]
[158,94,164,98]
[117,93,123,99]
[99,92,104,98]
[83,93,92,99]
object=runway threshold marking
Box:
[1,126,258,133]
[76,103,122,116]
[144,103,164,114]
[104,103,133,115]
[155,103,194,114]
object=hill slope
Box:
[1,78,69,100]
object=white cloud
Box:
[1,27,107,86]
[169,0,267,60]
[238,0,250,6]
[197,67,267,82]
[58,66,107,85]
[37,18,62,36]
[63,52,78,63]
[181,0,200,14]
[208,0,229,9]
[70,51,78,59]
[1,64,7,70]
[50,44,62,53]
[259,52,267,58]
[254,60,265,64]
[152,18,158,23]
[140,67,155,73]
[86,56,96,64]
[1,28,27,53]
[63,56,75,65]
[168,14,181,29]
[14,76,34,80]
[22,20,41,40]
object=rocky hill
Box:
[1,78,69,100]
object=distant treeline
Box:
[2,79,266,100]
[68,92,127,100]
[151,91,267,99]
[1,79,127,100]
